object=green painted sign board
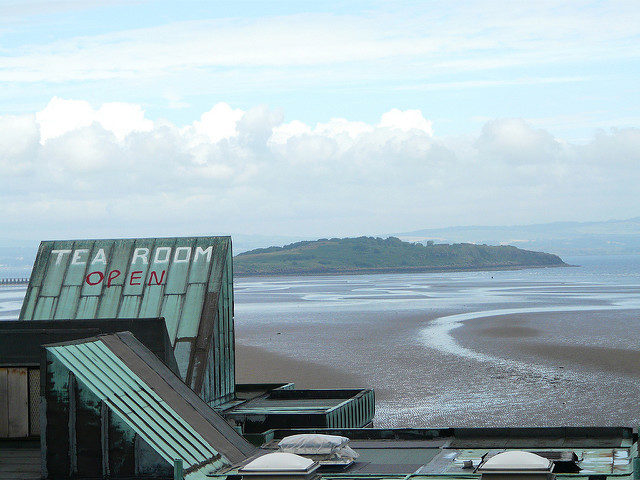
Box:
[20,236,235,406]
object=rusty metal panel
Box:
[21,236,235,405]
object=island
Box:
[233,236,567,276]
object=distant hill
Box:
[395,217,640,256]
[234,236,566,276]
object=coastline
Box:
[235,262,572,277]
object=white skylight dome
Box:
[241,452,316,472]
[480,451,553,471]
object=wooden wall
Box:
[0,367,39,438]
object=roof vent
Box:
[478,451,555,480]
[239,453,319,479]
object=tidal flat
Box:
[234,255,640,427]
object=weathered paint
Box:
[21,236,235,405]
[0,367,31,438]
[41,333,253,479]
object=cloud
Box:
[379,109,433,135]
[1,99,639,238]
[2,3,639,86]
[476,118,560,164]
[36,97,153,142]
[193,102,244,143]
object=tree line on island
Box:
[233,236,566,276]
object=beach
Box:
[234,255,640,427]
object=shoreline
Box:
[235,343,368,389]
[235,263,572,277]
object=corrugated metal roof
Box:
[45,332,254,477]
[20,236,235,404]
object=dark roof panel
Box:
[44,332,254,472]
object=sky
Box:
[1,0,639,241]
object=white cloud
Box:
[95,103,153,141]
[36,97,153,143]
[379,109,433,135]
[1,99,639,238]
[36,97,94,142]
[476,118,559,164]
[270,120,312,145]
[193,102,244,143]
[2,4,639,85]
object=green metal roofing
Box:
[45,332,254,478]
[20,236,235,405]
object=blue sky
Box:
[1,1,639,240]
[3,1,639,139]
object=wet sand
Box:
[237,300,640,427]
[456,311,640,379]
[518,343,640,379]
[479,325,542,338]
[235,343,365,389]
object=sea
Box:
[3,255,640,427]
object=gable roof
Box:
[20,236,234,400]
[44,331,254,476]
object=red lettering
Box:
[106,269,121,288]
[129,270,143,285]
[149,270,166,285]
[86,271,104,285]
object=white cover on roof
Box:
[242,453,315,472]
[480,451,552,471]
[278,434,350,455]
